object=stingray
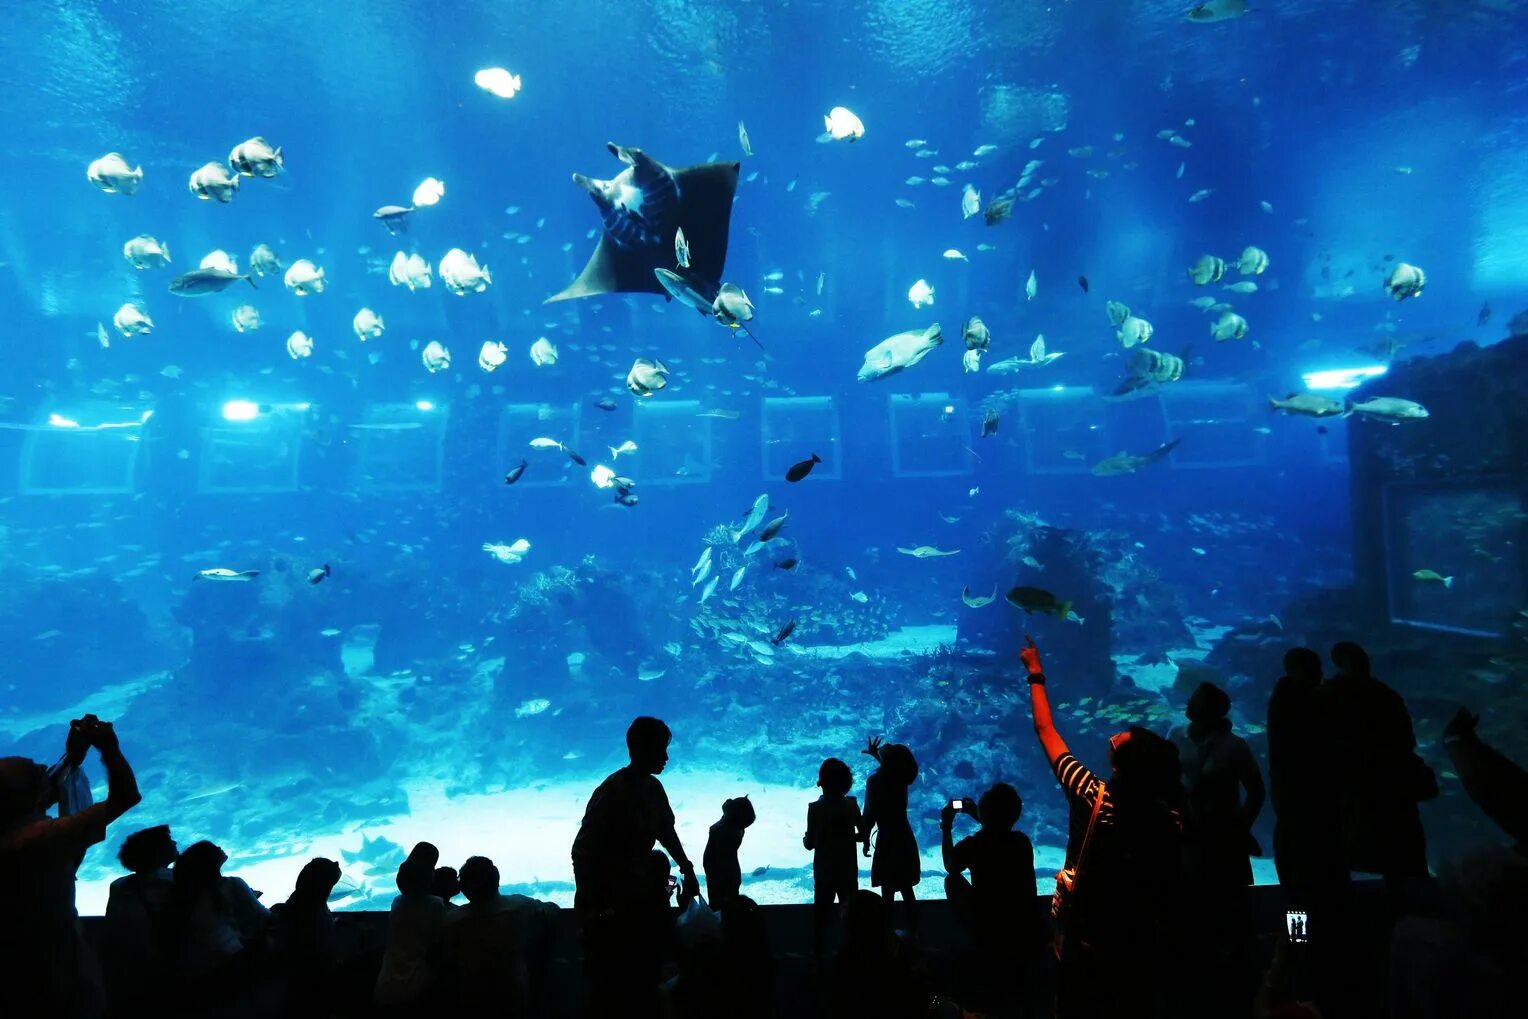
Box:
[547,143,740,303]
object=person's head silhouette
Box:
[1283,646,1323,683]
[1107,727,1180,801]
[1185,682,1231,724]
[119,824,178,873]
[627,716,672,774]
[977,782,1023,830]
[722,795,756,828]
[459,856,500,904]
[1331,641,1371,679]
[818,757,852,796]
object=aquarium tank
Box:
[1,1,1525,914]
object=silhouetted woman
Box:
[1022,636,1183,1019]
[860,736,922,934]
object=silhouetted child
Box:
[860,737,922,934]
[805,757,862,951]
[704,795,756,911]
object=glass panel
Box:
[497,403,584,487]
[633,400,712,484]
[1016,386,1110,475]
[888,393,972,478]
[1157,382,1265,469]
[19,414,144,495]
[196,407,307,495]
[761,396,841,481]
[1384,482,1526,637]
[352,403,449,494]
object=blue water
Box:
[1,1,1524,911]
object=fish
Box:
[123,235,171,269]
[693,558,713,587]
[1078,275,1089,293]
[195,568,260,582]
[738,120,753,157]
[943,249,968,261]
[1222,281,1258,294]
[112,303,153,337]
[974,144,998,156]
[771,619,796,645]
[591,465,617,489]
[563,447,588,467]
[858,324,942,382]
[168,267,256,296]
[549,144,740,304]
[1005,586,1073,618]
[228,136,283,178]
[231,305,260,333]
[907,279,935,308]
[757,513,789,543]
[1412,569,1454,588]
[786,454,821,482]
[439,248,491,295]
[188,161,240,202]
[775,558,798,571]
[1091,439,1181,476]
[1187,189,1212,203]
[87,152,143,194]
[474,66,522,98]
[1346,397,1429,422]
[1383,263,1426,301]
[284,259,327,296]
[734,495,770,542]
[1236,246,1269,275]
[1186,0,1251,22]
[483,539,531,564]
[515,698,551,719]
[851,592,869,604]
[249,244,282,276]
[906,139,929,148]
[529,438,563,450]
[822,106,865,141]
[1265,394,1350,418]
[353,308,385,342]
[504,461,528,484]
[729,566,747,591]
[699,576,720,604]
[627,357,671,397]
[388,251,433,290]
[984,195,1015,225]
[595,398,618,412]
[412,177,445,207]
[962,586,998,608]
[286,331,314,359]
[199,249,239,275]
[693,546,713,573]
[421,340,450,372]
[308,564,331,585]
[981,409,999,438]
[530,337,559,366]
[478,341,508,372]
[373,205,413,235]
[897,546,960,558]
[1211,311,1249,341]
[961,184,981,219]
[637,665,666,682]
[896,198,915,209]
[674,227,691,269]
[1025,270,1037,301]
[962,316,990,352]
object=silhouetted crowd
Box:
[3,638,1524,1018]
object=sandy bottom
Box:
[74,765,1278,916]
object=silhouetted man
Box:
[572,717,697,1018]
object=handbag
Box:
[1051,781,1106,957]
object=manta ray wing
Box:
[547,156,740,303]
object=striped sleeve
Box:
[1054,752,1101,809]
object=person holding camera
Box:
[0,714,143,1019]
[1021,636,1183,1019]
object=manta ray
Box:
[547,143,740,303]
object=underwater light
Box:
[1302,365,1387,391]
[415,400,436,412]
[47,413,80,429]
[221,400,261,422]
[1052,385,1066,392]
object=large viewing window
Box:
[888,393,972,478]
[19,407,148,495]
[761,397,841,481]
[352,402,449,494]
[633,400,712,485]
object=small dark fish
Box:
[1316,425,1329,435]
[1477,302,1491,326]
[774,558,798,571]
[1005,586,1074,619]
[615,492,638,507]
[373,205,413,235]
[785,453,821,482]
[564,447,587,467]
[504,460,527,484]
[1077,275,1089,293]
[750,866,770,878]
[983,195,1014,226]
[757,513,788,543]
[770,619,796,646]
[980,409,999,438]
[594,398,618,412]
[613,476,635,491]
[307,564,331,585]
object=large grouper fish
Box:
[547,143,740,303]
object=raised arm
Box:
[1445,708,1528,846]
[1022,636,1070,768]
